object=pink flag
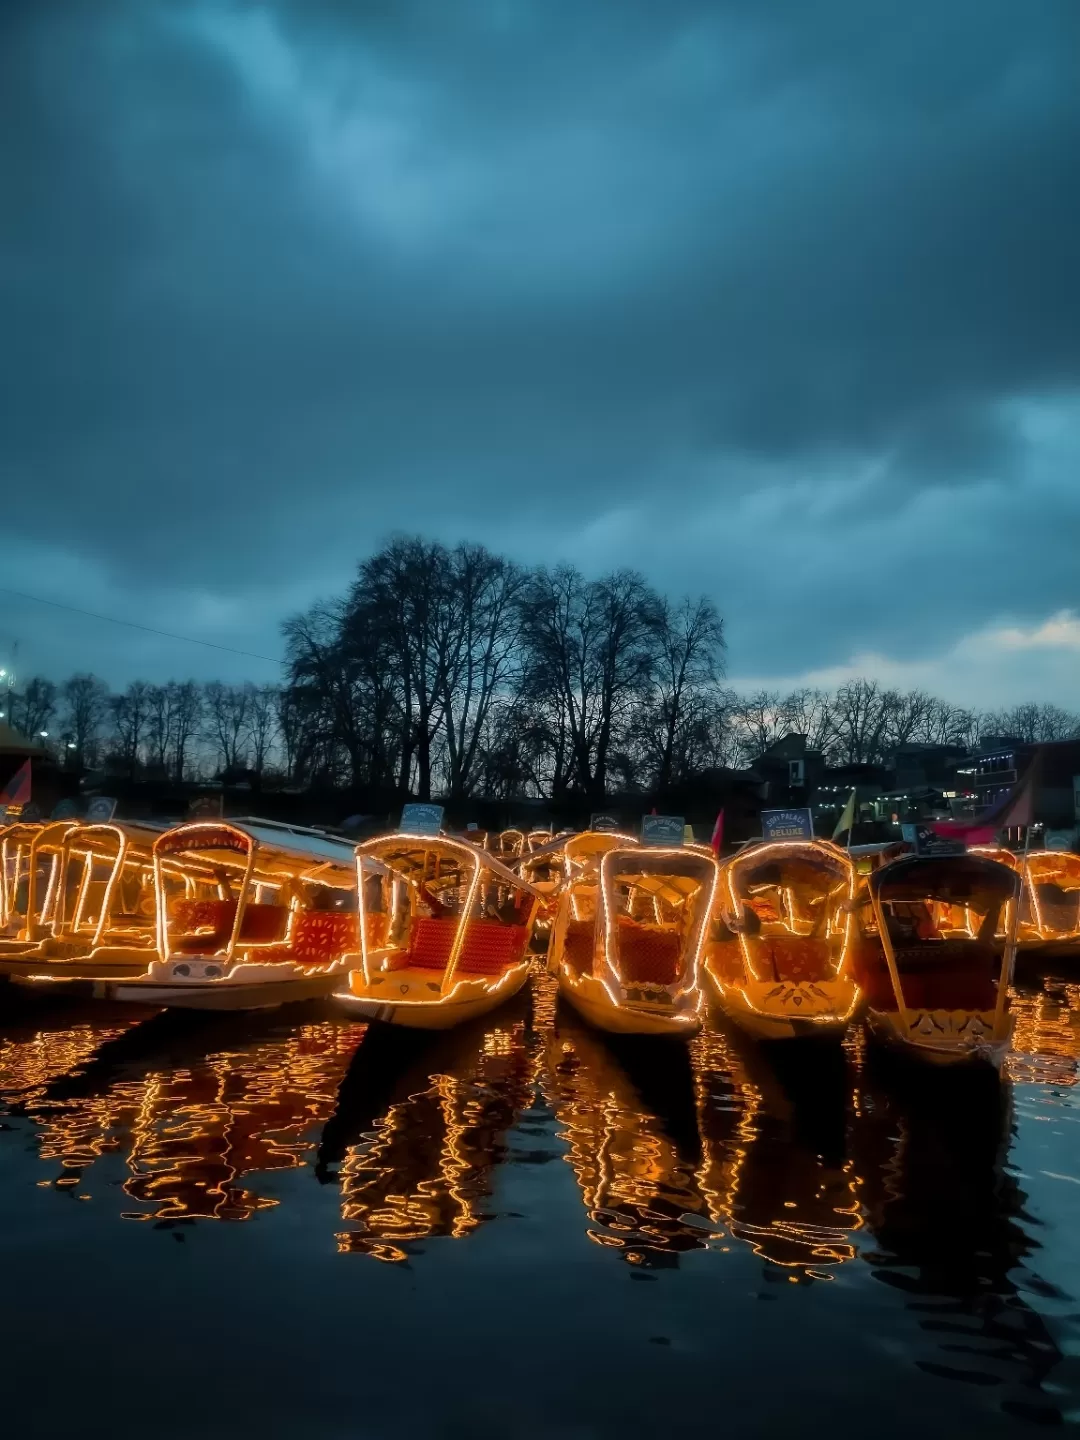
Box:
[710,809,724,855]
[0,759,31,810]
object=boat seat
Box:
[615,919,681,986]
[761,936,834,983]
[562,918,595,976]
[236,902,290,943]
[256,910,360,964]
[856,940,999,1011]
[394,915,459,971]
[456,921,529,976]
[169,898,238,952]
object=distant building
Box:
[956,738,1080,831]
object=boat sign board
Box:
[86,796,118,822]
[902,823,966,857]
[51,799,80,820]
[590,813,622,832]
[641,814,684,846]
[400,803,444,835]
[1045,827,1078,851]
[761,808,814,842]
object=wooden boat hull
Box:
[104,973,341,1011]
[558,971,702,1038]
[337,962,531,1030]
[864,1006,1012,1070]
[704,968,857,1042]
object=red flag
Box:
[0,759,32,810]
[710,809,724,855]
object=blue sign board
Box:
[641,814,685,847]
[761,807,814,842]
[86,796,118,822]
[400,803,444,835]
[902,823,965,857]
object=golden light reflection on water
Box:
[1,962,1076,1425]
[331,1018,534,1260]
[1007,976,1080,1087]
[0,1009,364,1219]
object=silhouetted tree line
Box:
[6,536,1079,796]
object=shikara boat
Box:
[0,821,76,957]
[852,852,1020,1069]
[494,828,525,861]
[0,821,163,980]
[1,821,41,939]
[526,828,554,853]
[93,819,361,1010]
[551,832,717,1037]
[971,846,1080,958]
[703,839,860,1041]
[338,833,544,1029]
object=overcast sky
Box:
[2,0,1078,708]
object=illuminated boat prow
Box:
[98,819,361,1010]
[551,831,717,1037]
[852,852,1020,1069]
[0,821,163,981]
[703,839,860,1041]
[337,833,544,1029]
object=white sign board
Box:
[641,814,685,846]
[400,803,444,835]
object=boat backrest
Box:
[615,918,681,985]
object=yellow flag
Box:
[833,789,856,841]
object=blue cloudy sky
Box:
[2,0,1078,706]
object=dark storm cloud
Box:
[1,0,1078,687]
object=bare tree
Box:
[61,674,109,766]
[438,544,527,799]
[520,565,661,801]
[731,690,786,762]
[108,681,152,777]
[9,676,58,739]
[203,682,251,775]
[169,681,203,782]
[637,595,726,789]
[243,683,280,779]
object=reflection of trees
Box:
[0,1010,362,1220]
[854,1066,1067,1424]
[694,1028,863,1282]
[324,1017,534,1261]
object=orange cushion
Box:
[616,919,681,985]
[563,918,595,976]
[456,921,528,976]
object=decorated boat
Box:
[551,829,717,1037]
[852,852,1020,1068]
[338,832,544,1028]
[0,820,76,956]
[0,821,163,980]
[971,846,1080,957]
[493,828,525,861]
[703,839,860,1040]
[90,819,361,1010]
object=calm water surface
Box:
[1,969,1078,1438]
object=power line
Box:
[0,586,282,665]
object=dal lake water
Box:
[0,968,1078,1439]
